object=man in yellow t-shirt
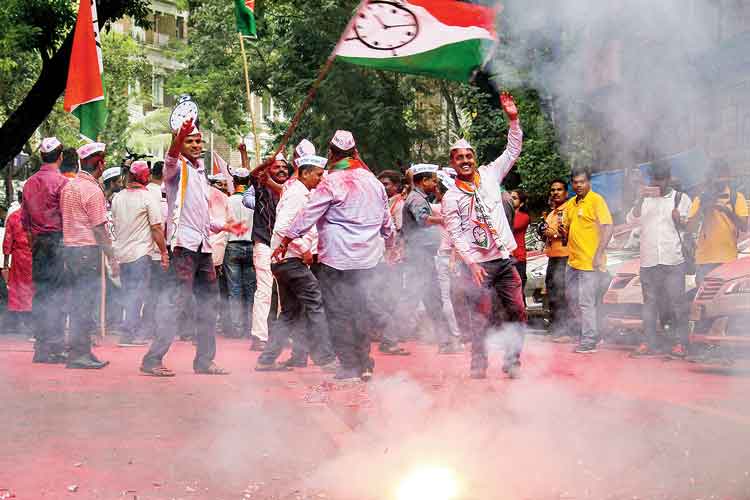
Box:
[561,167,613,354]
[687,162,748,285]
[541,179,571,342]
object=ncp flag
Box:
[235,0,257,37]
[335,0,497,82]
[63,0,107,141]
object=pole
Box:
[238,33,262,164]
[100,251,106,337]
[272,0,369,157]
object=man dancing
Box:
[442,92,525,379]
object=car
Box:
[689,249,750,353]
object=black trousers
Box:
[403,245,452,345]
[63,246,101,358]
[545,256,568,336]
[258,259,335,366]
[31,232,66,357]
[316,264,374,373]
[142,246,217,371]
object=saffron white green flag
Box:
[335,0,497,82]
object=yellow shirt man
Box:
[688,187,748,264]
[565,191,613,271]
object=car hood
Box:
[707,259,750,281]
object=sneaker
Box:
[360,368,373,382]
[574,344,597,354]
[249,336,266,352]
[667,343,687,359]
[629,343,656,358]
[282,357,308,368]
[32,352,67,364]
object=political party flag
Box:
[335,0,497,82]
[63,0,107,141]
[211,151,235,194]
[235,0,257,37]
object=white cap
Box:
[102,167,121,183]
[294,139,316,158]
[208,173,227,182]
[441,167,457,177]
[230,167,250,178]
[295,155,328,169]
[274,152,288,163]
[410,163,439,176]
[450,138,474,151]
[40,137,62,154]
[330,130,355,151]
[77,142,106,159]
[187,124,201,136]
[437,170,456,190]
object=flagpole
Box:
[238,33,262,164]
[100,251,106,337]
[272,0,370,157]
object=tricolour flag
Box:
[235,0,257,37]
[63,0,107,141]
[211,152,235,194]
[335,0,497,82]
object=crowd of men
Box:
[3,91,748,381]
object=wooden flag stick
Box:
[239,33,262,163]
[100,251,106,337]
[272,0,370,158]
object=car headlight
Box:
[724,278,750,295]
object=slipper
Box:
[255,362,293,372]
[140,365,175,377]
[380,345,411,356]
[194,363,230,375]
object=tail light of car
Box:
[609,274,635,290]
[697,277,724,301]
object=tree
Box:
[0,0,151,170]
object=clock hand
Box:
[373,13,387,28]
[384,23,417,29]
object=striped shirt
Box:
[60,171,108,247]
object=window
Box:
[176,17,186,40]
[152,75,164,107]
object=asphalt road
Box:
[1,333,749,500]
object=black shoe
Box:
[281,357,308,368]
[32,352,68,364]
[118,337,149,347]
[334,366,361,381]
[249,337,266,352]
[574,344,598,354]
[66,355,108,369]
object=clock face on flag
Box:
[353,1,419,52]
[169,96,199,132]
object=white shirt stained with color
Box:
[441,119,523,265]
[111,187,164,264]
[272,179,317,259]
[227,191,254,243]
[627,190,691,268]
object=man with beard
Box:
[273,131,394,382]
[244,152,289,350]
[140,118,246,376]
[441,92,524,380]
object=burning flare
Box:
[396,465,460,500]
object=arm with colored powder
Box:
[272,180,334,261]
[482,93,523,185]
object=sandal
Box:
[194,363,230,375]
[140,365,175,377]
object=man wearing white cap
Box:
[400,164,462,355]
[142,118,245,376]
[110,161,168,349]
[272,130,394,381]
[60,142,117,369]
[243,149,290,350]
[257,154,337,372]
[21,137,69,364]
[223,152,256,338]
[442,91,525,379]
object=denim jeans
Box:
[141,259,173,339]
[63,245,101,358]
[457,258,526,371]
[640,264,687,347]
[316,264,374,373]
[258,258,335,366]
[545,256,568,337]
[120,256,152,341]
[436,254,462,339]
[566,267,599,347]
[223,241,256,336]
[31,232,66,357]
[142,246,217,371]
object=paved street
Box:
[1,333,749,500]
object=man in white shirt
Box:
[442,92,524,380]
[111,161,168,347]
[224,164,256,338]
[141,160,169,339]
[627,162,691,358]
[256,155,337,372]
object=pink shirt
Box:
[60,171,108,247]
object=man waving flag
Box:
[64,0,107,141]
[335,0,497,81]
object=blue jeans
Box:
[120,256,152,341]
[223,242,256,335]
[565,267,599,347]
